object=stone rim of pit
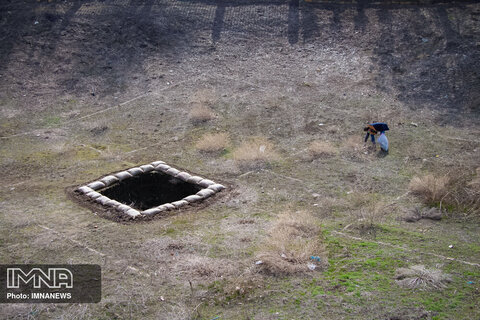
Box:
[77,160,226,219]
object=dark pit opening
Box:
[100,171,203,210]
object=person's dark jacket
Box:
[364,122,389,143]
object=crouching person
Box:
[364,122,389,152]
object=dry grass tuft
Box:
[352,200,391,238]
[356,201,388,226]
[222,273,264,298]
[446,168,480,216]
[233,137,280,169]
[408,174,450,205]
[188,104,216,123]
[395,265,451,290]
[408,170,480,216]
[195,132,229,153]
[256,210,327,276]
[307,140,337,159]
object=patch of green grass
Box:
[43,115,62,127]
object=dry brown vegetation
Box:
[256,210,326,275]
[409,171,480,216]
[307,140,337,159]
[195,132,229,153]
[355,200,389,232]
[408,174,450,205]
[395,265,451,290]
[232,137,280,169]
[444,168,480,216]
[188,104,216,123]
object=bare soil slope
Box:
[1,1,480,319]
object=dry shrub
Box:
[408,174,450,205]
[195,132,229,153]
[256,210,327,276]
[188,103,216,123]
[222,273,264,298]
[354,200,390,238]
[307,140,337,159]
[233,137,280,169]
[346,191,374,209]
[395,265,451,290]
[445,168,480,216]
[409,170,480,216]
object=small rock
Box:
[405,215,421,223]
[422,207,442,220]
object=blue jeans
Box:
[371,131,385,144]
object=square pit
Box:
[75,161,226,220]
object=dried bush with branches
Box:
[408,174,450,205]
[409,170,480,216]
[256,210,327,276]
[195,133,229,153]
[354,200,390,238]
[443,169,480,216]
[188,104,216,123]
[395,265,451,290]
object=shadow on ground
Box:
[0,0,479,115]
